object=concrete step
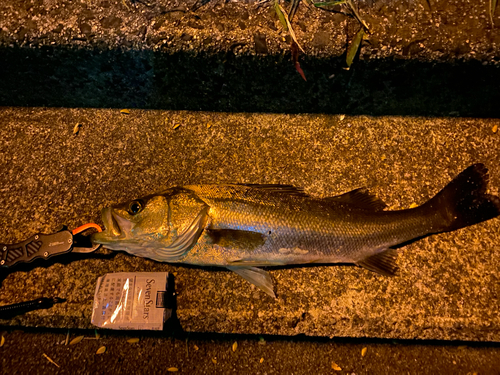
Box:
[0,107,499,340]
[2,328,500,374]
[1,0,500,115]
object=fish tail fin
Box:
[422,164,500,232]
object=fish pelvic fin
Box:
[423,164,500,232]
[227,266,276,298]
[357,249,399,276]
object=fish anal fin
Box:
[207,229,265,250]
[357,249,399,276]
[227,266,276,298]
[325,188,387,212]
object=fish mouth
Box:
[105,207,123,237]
[92,207,123,243]
[97,207,122,237]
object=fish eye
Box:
[128,200,144,215]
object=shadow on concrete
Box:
[1,45,500,117]
[0,251,117,289]
[3,323,500,348]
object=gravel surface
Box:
[1,0,499,60]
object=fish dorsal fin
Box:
[357,249,398,276]
[153,207,208,261]
[324,188,387,211]
[227,266,276,298]
[240,184,309,197]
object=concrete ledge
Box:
[0,107,499,340]
[1,0,500,115]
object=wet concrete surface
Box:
[0,107,499,342]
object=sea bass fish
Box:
[92,164,500,297]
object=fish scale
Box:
[194,189,427,262]
[92,164,500,297]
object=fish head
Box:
[92,195,172,253]
[91,189,209,262]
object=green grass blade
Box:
[313,0,346,7]
[490,0,498,26]
[346,28,365,68]
[274,0,288,31]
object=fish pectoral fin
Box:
[356,249,399,276]
[227,266,276,298]
[154,207,208,261]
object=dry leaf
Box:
[194,345,199,351]
[120,109,130,114]
[291,41,307,81]
[173,123,181,130]
[409,203,418,209]
[490,0,498,26]
[361,347,367,357]
[331,362,342,371]
[65,330,70,345]
[493,124,498,133]
[212,358,217,364]
[127,338,140,344]
[277,3,304,53]
[232,342,238,352]
[346,0,370,31]
[260,358,264,364]
[96,346,106,354]
[0,335,4,347]
[167,368,178,372]
[69,335,84,345]
[207,123,212,129]
[73,123,82,135]
[42,353,60,368]
[95,331,101,340]
[339,114,345,121]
